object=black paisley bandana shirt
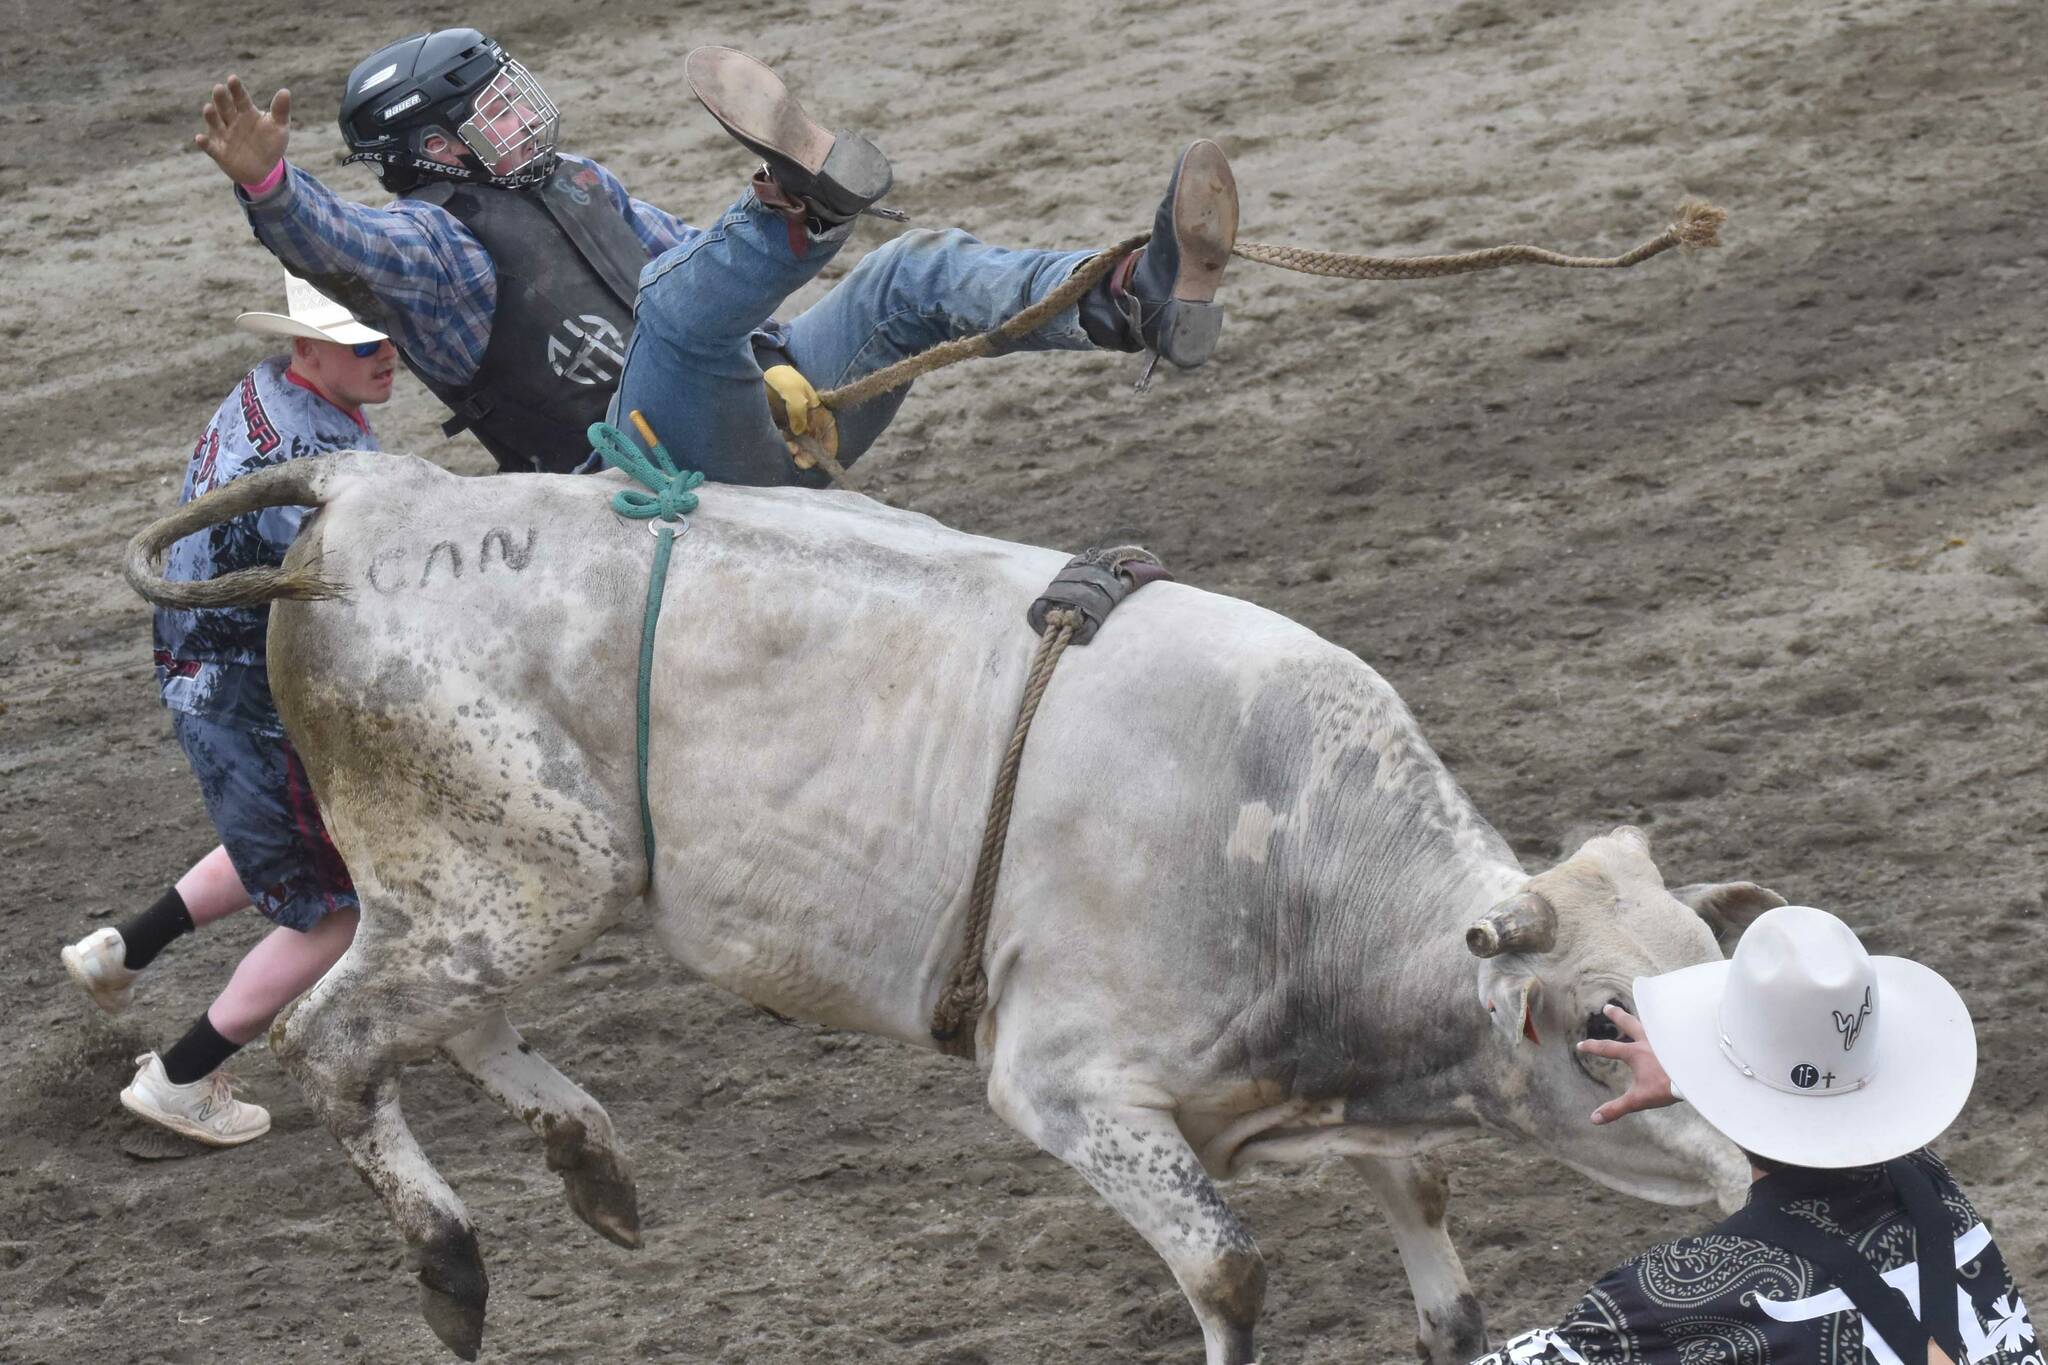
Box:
[1472,1150,2037,1365]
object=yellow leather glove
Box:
[762,365,820,435]
[762,363,839,469]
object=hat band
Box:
[1718,1032,1872,1098]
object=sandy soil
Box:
[2,0,2044,1360]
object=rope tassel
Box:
[1229,199,1727,281]
[593,415,704,522]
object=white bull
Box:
[126,452,1784,1364]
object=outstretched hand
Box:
[195,76,291,186]
[1579,1004,1678,1126]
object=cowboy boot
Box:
[1080,139,1239,369]
[684,47,893,226]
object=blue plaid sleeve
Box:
[238,166,495,389]
[571,156,698,258]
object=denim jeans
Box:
[609,191,1100,486]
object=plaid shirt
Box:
[238,155,693,389]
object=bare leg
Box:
[207,908,358,1044]
[177,844,254,926]
[440,1009,640,1248]
[1348,1154,1486,1364]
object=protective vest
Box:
[408,160,647,473]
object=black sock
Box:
[161,1013,243,1086]
[117,887,195,971]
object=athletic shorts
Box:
[169,709,356,931]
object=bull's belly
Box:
[647,860,964,1046]
[639,734,990,1050]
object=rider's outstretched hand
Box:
[196,76,291,186]
[1580,1004,1678,1126]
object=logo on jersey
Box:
[546,314,626,387]
[240,375,281,456]
[1988,1293,2034,1355]
[194,429,222,487]
[558,166,598,206]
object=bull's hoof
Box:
[1218,1325,1258,1365]
[1417,1292,1489,1365]
[422,1281,486,1361]
[415,1228,489,1360]
[563,1163,643,1249]
[544,1121,642,1249]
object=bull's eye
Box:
[1584,1000,1627,1043]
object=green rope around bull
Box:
[589,416,706,879]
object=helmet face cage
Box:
[455,61,559,182]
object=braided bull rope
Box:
[793,202,1726,488]
[928,606,1081,1057]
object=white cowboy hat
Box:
[1634,905,1975,1169]
[235,273,387,346]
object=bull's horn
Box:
[1465,891,1559,958]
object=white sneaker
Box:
[61,927,139,1015]
[119,1053,271,1147]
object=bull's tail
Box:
[124,454,357,610]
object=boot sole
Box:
[1168,139,1238,305]
[120,1087,270,1147]
[684,47,892,219]
[61,943,132,1015]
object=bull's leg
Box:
[995,1082,1266,1365]
[440,1009,641,1249]
[274,947,497,1361]
[1348,1154,1487,1364]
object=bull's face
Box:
[1467,825,1784,1212]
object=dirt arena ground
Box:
[3,0,2044,1360]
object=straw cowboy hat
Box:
[235,273,387,346]
[1635,905,1976,1169]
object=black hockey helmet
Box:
[339,28,559,192]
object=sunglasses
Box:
[350,340,387,359]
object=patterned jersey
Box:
[153,356,381,734]
[1475,1150,2036,1364]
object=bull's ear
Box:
[1480,968,1545,1046]
[1672,881,1788,948]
